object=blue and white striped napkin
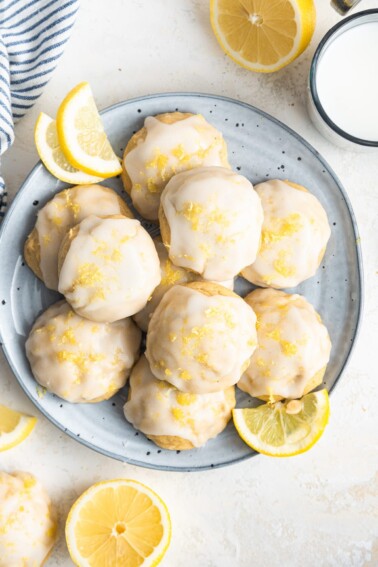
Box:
[0,0,79,218]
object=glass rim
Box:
[310,9,378,147]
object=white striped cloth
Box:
[0,0,79,217]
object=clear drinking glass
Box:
[331,0,362,15]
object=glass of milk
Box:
[308,10,378,151]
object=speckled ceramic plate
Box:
[0,93,363,471]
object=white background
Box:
[1,1,378,565]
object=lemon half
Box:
[233,389,330,456]
[210,0,316,73]
[65,479,171,567]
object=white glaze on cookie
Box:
[35,185,127,290]
[26,300,141,402]
[160,166,263,281]
[241,180,331,288]
[124,114,229,220]
[124,355,236,448]
[146,285,257,393]
[0,471,57,567]
[133,238,234,332]
[58,215,161,322]
[238,288,332,400]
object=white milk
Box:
[316,22,378,141]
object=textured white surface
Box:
[1,1,378,565]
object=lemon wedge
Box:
[0,405,37,452]
[210,0,316,73]
[35,112,104,184]
[65,479,171,567]
[233,389,330,456]
[57,82,122,178]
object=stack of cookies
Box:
[25,111,332,450]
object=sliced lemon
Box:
[65,479,171,567]
[233,389,329,456]
[210,0,316,73]
[0,404,37,452]
[35,112,104,184]
[57,82,122,178]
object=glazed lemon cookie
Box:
[146,282,257,394]
[159,166,263,281]
[124,355,236,450]
[133,238,234,332]
[24,184,132,290]
[26,300,141,403]
[241,179,331,288]
[238,288,332,401]
[0,471,57,567]
[58,215,161,322]
[122,112,229,221]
